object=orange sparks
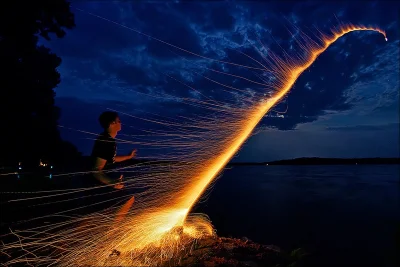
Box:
[177,24,387,213]
[0,19,387,267]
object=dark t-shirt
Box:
[78,132,118,212]
[91,132,117,168]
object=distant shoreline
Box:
[2,157,398,175]
[120,157,400,167]
[228,157,400,166]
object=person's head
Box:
[99,111,121,133]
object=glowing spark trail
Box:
[179,24,387,212]
[0,9,387,267]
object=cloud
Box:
[49,1,399,135]
[258,24,398,130]
[342,40,399,115]
[44,1,400,160]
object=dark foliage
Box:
[0,1,81,167]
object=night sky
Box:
[42,1,399,162]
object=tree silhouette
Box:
[0,1,80,167]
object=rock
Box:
[160,236,303,267]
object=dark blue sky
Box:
[43,1,399,161]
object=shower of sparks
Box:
[0,10,387,267]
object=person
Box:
[91,111,137,190]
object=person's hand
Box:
[114,183,124,190]
[129,149,137,159]
[114,175,124,190]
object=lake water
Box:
[193,164,399,267]
[1,164,398,266]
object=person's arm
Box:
[114,149,137,163]
[92,157,113,185]
[92,157,124,190]
[90,136,124,189]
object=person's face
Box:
[110,117,122,132]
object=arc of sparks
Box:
[0,7,387,265]
[179,24,387,213]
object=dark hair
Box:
[99,111,119,129]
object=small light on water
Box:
[18,167,22,170]
[50,166,53,169]
[49,174,52,179]
[17,174,20,179]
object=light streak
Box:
[0,9,387,267]
[178,24,387,213]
